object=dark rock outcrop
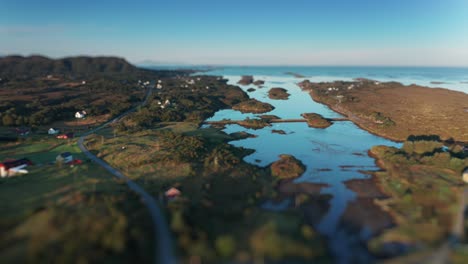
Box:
[270,154,306,179]
[268,87,290,100]
[237,75,254,85]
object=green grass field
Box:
[0,136,154,263]
[85,123,330,263]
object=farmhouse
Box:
[56,152,73,164]
[48,128,60,135]
[75,111,87,119]
[0,158,32,177]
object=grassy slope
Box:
[300,80,468,142]
[85,122,329,263]
[367,140,468,260]
[0,136,153,263]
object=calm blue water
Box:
[148,65,467,262]
[203,72,401,239]
[204,66,468,93]
[193,66,468,262]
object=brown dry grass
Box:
[306,81,468,142]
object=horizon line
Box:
[138,63,468,68]
[2,53,467,68]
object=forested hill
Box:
[0,55,139,79]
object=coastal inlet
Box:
[204,71,402,262]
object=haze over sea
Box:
[145,66,468,94]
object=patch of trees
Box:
[372,135,467,174]
[0,55,192,80]
[0,55,137,79]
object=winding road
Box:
[78,84,176,264]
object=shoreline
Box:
[215,74,402,262]
[307,88,404,143]
[303,82,468,144]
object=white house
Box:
[0,159,32,177]
[75,111,87,119]
[56,152,73,164]
[156,84,163,89]
[463,168,468,183]
[48,128,59,135]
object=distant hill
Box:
[0,55,139,79]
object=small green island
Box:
[232,98,275,114]
[301,113,333,128]
[268,87,290,100]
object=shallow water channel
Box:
[203,73,402,263]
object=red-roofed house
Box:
[0,158,33,177]
[165,187,181,200]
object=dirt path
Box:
[78,85,176,264]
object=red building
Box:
[0,158,33,177]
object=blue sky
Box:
[1,0,468,66]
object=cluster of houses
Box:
[0,151,83,178]
[156,80,163,89]
[56,132,74,139]
[75,110,87,119]
[138,80,151,87]
[327,87,340,92]
[48,128,74,139]
[157,99,172,109]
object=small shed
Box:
[56,152,73,164]
[165,187,181,200]
[57,132,74,139]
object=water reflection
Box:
[206,73,401,262]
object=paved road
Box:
[78,85,176,264]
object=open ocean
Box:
[145,65,468,94]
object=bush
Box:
[215,235,236,258]
[402,140,443,155]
